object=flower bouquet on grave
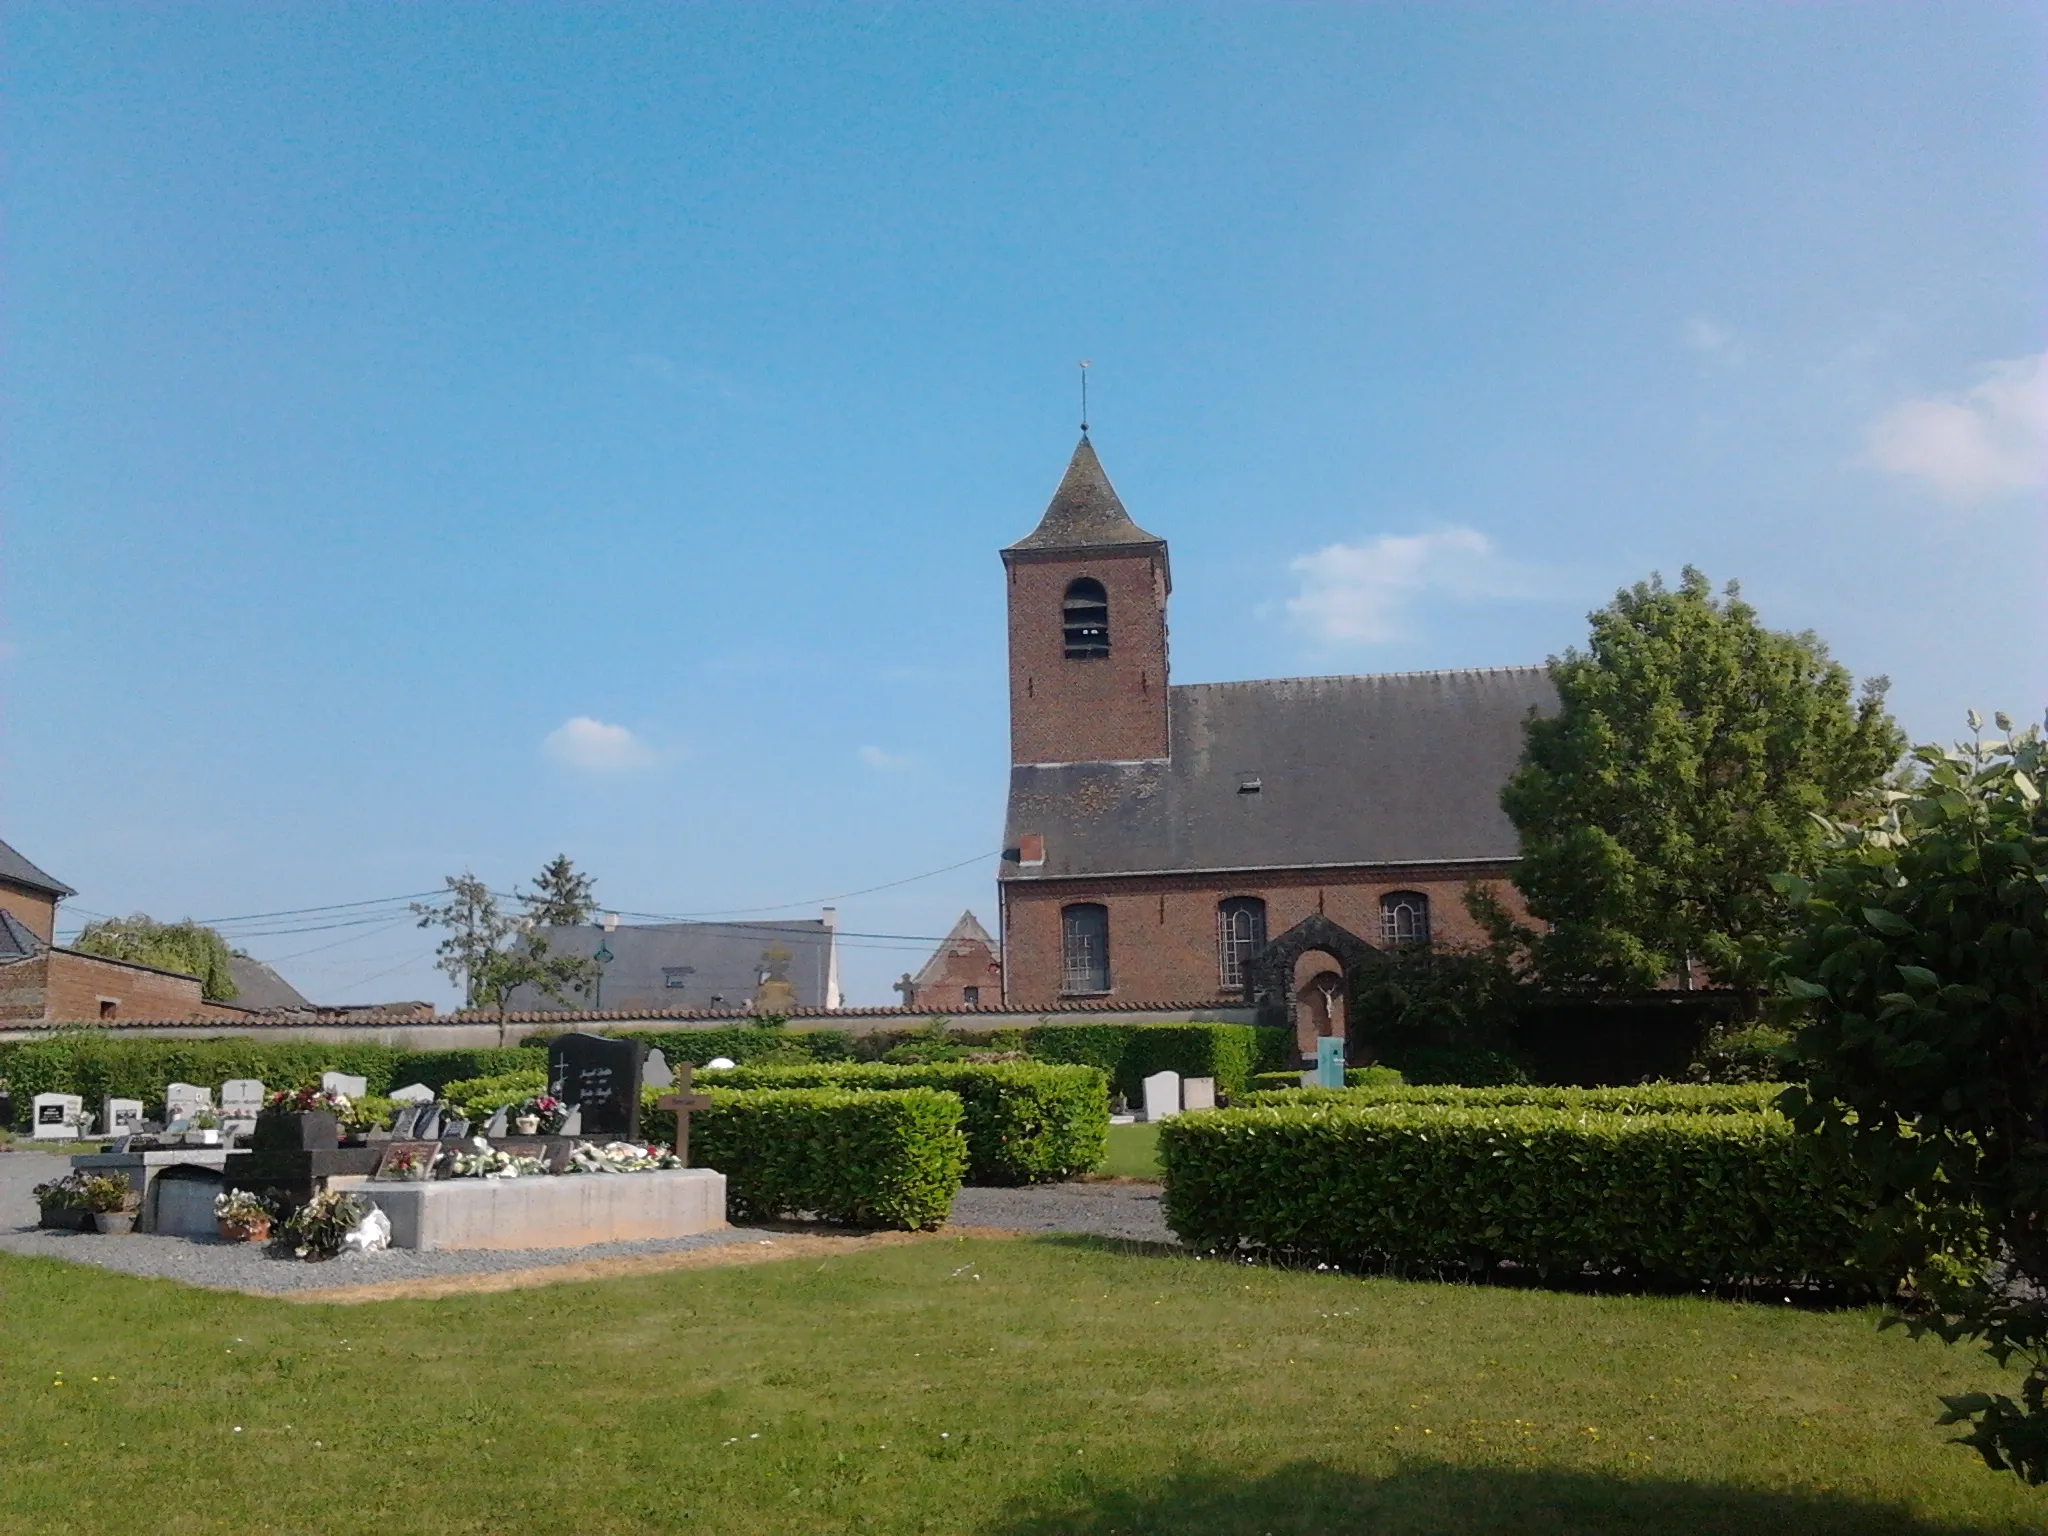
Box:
[258,1086,351,1150]
[566,1141,685,1174]
[511,1095,570,1136]
[281,1189,370,1259]
[213,1188,274,1243]
[449,1142,547,1180]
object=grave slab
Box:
[339,1167,726,1251]
[71,1149,230,1233]
[1182,1076,1217,1112]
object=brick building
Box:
[0,837,245,1022]
[900,911,1002,1012]
[996,437,1555,1060]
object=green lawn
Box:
[4,1239,2042,1534]
[1095,1120,1162,1178]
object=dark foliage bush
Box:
[646,1085,966,1230]
[1024,1023,1285,1102]
[1159,1101,1886,1290]
[702,1062,1107,1184]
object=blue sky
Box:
[4,5,2042,1007]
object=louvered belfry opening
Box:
[1062,577,1110,659]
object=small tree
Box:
[1778,714,2048,1482]
[72,915,240,1002]
[523,854,598,928]
[1495,568,1901,1000]
[412,873,597,1015]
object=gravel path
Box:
[0,1152,1172,1293]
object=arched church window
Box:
[1060,903,1111,993]
[1381,891,1430,946]
[1216,897,1267,990]
[1062,578,1110,659]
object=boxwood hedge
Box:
[1025,1023,1286,1102]
[1234,1082,1787,1114]
[642,1085,966,1230]
[702,1062,1107,1184]
[1246,1067,1405,1093]
[1159,1102,1882,1290]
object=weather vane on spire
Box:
[1078,360,1091,434]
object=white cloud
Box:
[1865,352,2048,503]
[542,716,656,772]
[857,745,914,771]
[1685,315,1744,364]
[1286,526,1513,645]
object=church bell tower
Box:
[1001,437,1171,766]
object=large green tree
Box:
[1779,715,2048,1482]
[411,871,598,1015]
[522,854,598,928]
[1493,569,1901,996]
[71,915,239,1002]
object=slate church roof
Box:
[0,838,74,898]
[503,917,839,1014]
[1004,436,1166,554]
[1002,666,1557,881]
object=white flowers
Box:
[565,1141,684,1174]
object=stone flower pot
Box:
[93,1210,138,1235]
[216,1215,271,1244]
[515,1115,541,1135]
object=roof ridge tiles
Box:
[1172,664,1550,691]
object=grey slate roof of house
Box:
[1002,666,1557,881]
[1004,436,1166,554]
[0,839,74,899]
[226,954,313,1011]
[502,919,836,1014]
[0,909,46,962]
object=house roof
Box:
[226,954,312,1012]
[0,839,74,899]
[910,910,999,991]
[1001,666,1557,881]
[502,918,837,1014]
[1004,436,1165,555]
[0,909,46,962]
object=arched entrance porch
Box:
[1244,914,1382,1063]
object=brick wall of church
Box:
[999,864,1527,1010]
[1006,546,1170,765]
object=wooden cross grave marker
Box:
[656,1061,713,1168]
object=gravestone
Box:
[102,1097,145,1137]
[1182,1077,1217,1112]
[31,1093,84,1140]
[1141,1071,1181,1123]
[442,1116,470,1140]
[320,1072,369,1099]
[483,1106,509,1138]
[391,1105,423,1140]
[219,1080,264,1135]
[547,1033,648,1139]
[164,1082,211,1122]
[644,1050,674,1090]
[413,1105,442,1141]
[558,1105,581,1137]
[1315,1036,1346,1089]
[389,1083,435,1104]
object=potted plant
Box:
[213,1188,273,1243]
[280,1188,370,1259]
[32,1171,94,1232]
[82,1173,139,1235]
[512,1094,569,1135]
[255,1086,348,1151]
[191,1109,222,1146]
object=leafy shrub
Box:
[1247,1066,1404,1093]
[1687,1023,1796,1084]
[1025,1023,1283,1102]
[534,1026,856,1068]
[1388,1044,1531,1086]
[1234,1082,1784,1114]
[702,1062,1107,1184]
[1351,935,1528,1071]
[645,1085,966,1230]
[1159,1102,1886,1290]
[32,1172,90,1211]
[282,1190,370,1259]
[440,1069,547,1124]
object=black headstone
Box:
[547,1032,646,1138]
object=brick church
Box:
[996,436,1555,1056]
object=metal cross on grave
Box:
[656,1061,714,1168]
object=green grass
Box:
[3,1239,2042,1534]
[1094,1120,1162,1178]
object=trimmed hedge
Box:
[1159,1102,1881,1289]
[1025,1024,1286,1102]
[643,1085,966,1230]
[441,1069,548,1123]
[701,1062,1107,1184]
[0,1035,545,1124]
[1247,1066,1405,1093]
[533,1026,857,1068]
[1234,1082,1787,1115]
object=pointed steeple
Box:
[1006,436,1164,552]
